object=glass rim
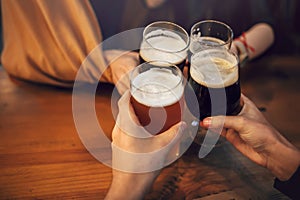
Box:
[190,19,234,48]
[130,60,184,94]
[143,21,190,53]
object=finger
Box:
[114,73,130,95]
[116,90,154,139]
[224,129,252,155]
[127,96,141,126]
[222,128,263,164]
[239,94,269,123]
[224,128,244,146]
[202,115,247,133]
[183,65,189,78]
[126,51,139,60]
[117,90,130,108]
[219,128,227,137]
[156,122,187,146]
[117,90,141,126]
[239,94,258,113]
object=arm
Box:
[105,91,186,199]
[105,170,160,200]
[231,23,275,63]
[103,50,139,95]
[201,94,300,181]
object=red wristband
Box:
[235,32,255,54]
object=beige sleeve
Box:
[1,0,112,87]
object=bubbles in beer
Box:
[190,48,238,88]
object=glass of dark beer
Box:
[189,20,233,54]
[130,61,185,135]
[140,21,190,71]
[189,48,243,121]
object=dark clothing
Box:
[90,0,175,40]
[180,0,274,37]
[90,0,274,40]
[274,166,300,200]
[89,0,125,40]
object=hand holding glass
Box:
[130,61,185,135]
[189,48,243,120]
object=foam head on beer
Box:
[140,22,189,70]
[190,48,238,88]
[189,48,242,120]
[130,61,184,135]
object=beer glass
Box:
[189,48,243,121]
[139,21,190,71]
[130,61,185,135]
[189,20,233,54]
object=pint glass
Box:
[189,48,243,121]
[140,21,190,71]
[189,20,233,54]
[130,61,185,135]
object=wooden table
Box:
[1,55,299,199]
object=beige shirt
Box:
[1,0,110,87]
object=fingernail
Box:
[202,117,212,127]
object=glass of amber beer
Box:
[130,61,185,135]
[189,20,233,54]
[140,21,190,71]
[189,48,243,121]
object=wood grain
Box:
[1,56,299,199]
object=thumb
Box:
[117,90,130,107]
[156,121,187,146]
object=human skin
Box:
[201,94,300,181]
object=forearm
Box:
[233,23,274,62]
[244,23,274,59]
[102,50,139,94]
[266,132,300,181]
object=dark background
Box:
[91,0,300,57]
[1,0,300,56]
[267,0,300,55]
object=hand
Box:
[104,50,139,95]
[230,40,249,66]
[201,94,300,181]
[105,91,186,199]
[230,41,239,56]
[230,23,274,63]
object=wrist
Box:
[105,170,159,199]
[266,134,300,181]
[233,32,257,65]
[112,169,159,185]
[232,40,249,66]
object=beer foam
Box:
[131,68,184,107]
[190,49,238,88]
[140,30,188,64]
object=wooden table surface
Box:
[1,55,299,199]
